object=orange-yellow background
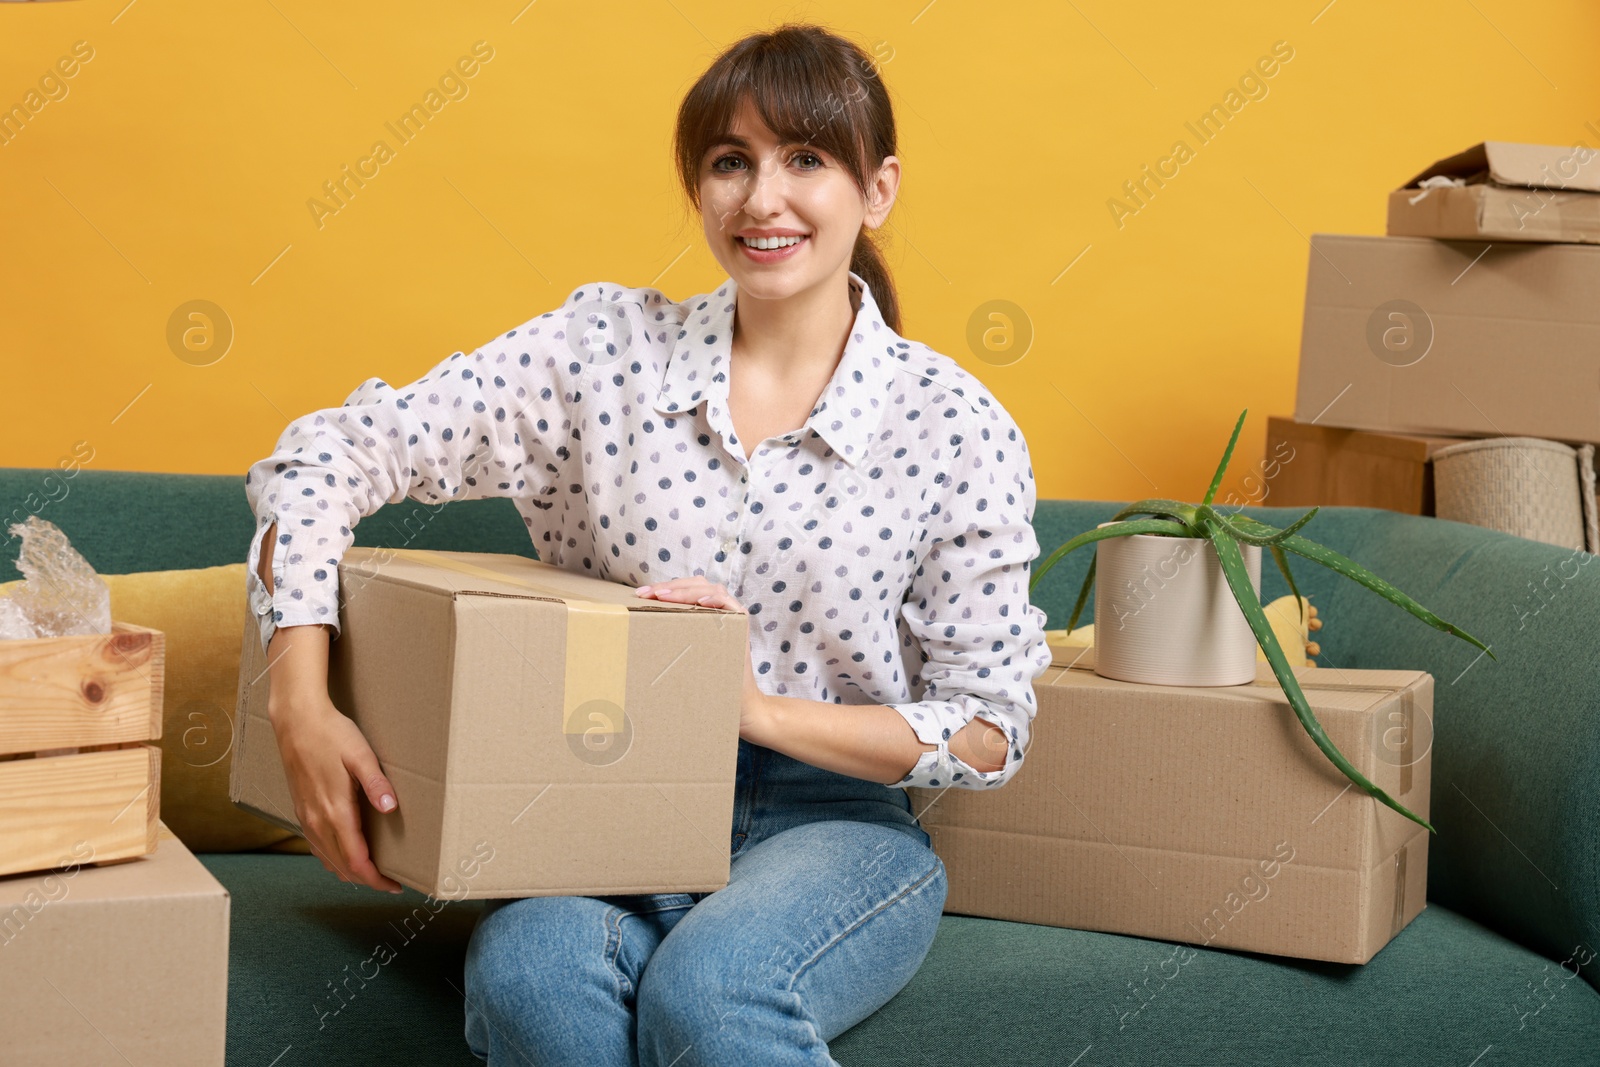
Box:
[4,0,1598,505]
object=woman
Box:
[245,22,1052,1066]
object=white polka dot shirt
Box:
[244,270,1053,790]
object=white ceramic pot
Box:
[1092,522,1262,686]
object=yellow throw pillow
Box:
[1,564,309,853]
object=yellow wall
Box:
[4,1,1598,507]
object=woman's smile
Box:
[736,232,810,263]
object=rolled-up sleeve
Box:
[243,281,611,657]
[885,403,1054,791]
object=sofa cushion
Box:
[198,852,1600,1065]
[201,852,488,1065]
[837,902,1600,1063]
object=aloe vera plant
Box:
[1030,409,1495,834]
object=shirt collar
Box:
[651,270,902,467]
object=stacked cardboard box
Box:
[1274,141,1600,551]
[909,646,1432,965]
[0,820,230,1065]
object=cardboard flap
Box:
[1400,142,1490,187]
[1483,141,1600,192]
[1400,141,1600,193]
[345,547,727,613]
[1046,639,1096,671]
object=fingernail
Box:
[379,793,395,811]
[388,887,403,895]
[636,585,652,595]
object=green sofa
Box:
[3,466,1596,1064]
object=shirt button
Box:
[721,538,737,554]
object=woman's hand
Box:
[634,577,770,739]
[263,619,404,894]
[269,688,406,894]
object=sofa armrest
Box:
[1245,506,1600,993]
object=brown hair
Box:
[672,23,902,334]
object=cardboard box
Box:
[0,820,229,1065]
[0,621,165,878]
[1293,233,1600,445]
[910,645,1431,964]
[1388,141,1600,244]
[1263,414,1471,515]
[231,547,747,899]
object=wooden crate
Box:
[0,621,164,877]
[1263,415,1471,515]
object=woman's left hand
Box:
[634,577,770,741]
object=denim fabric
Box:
[462,737,948,1065]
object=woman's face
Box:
[698,96,897,302]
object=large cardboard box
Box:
[1293,233,1600,445]
[910,645,1430,964]
[231,547,747,899]
[0,820,229,1065]
[1263,414,1470,515]
[1387,141,1600,244]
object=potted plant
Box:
[1086,518,1264,686]
[1030,409,1494,834]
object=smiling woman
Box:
[244,20,1048,1066]
[673,31,902,335]
[467,25,1048,1064]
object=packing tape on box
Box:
[382,549,630,740]
[1397,686,1414,797]
[1299,680,1418,797]
[1392,842,1409,939]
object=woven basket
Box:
[1580,443,1598,554]
[1432,436,1587,550]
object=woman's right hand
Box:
[256,522,401,893]
[271,691,405,894]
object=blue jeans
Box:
[462,738,948,1065]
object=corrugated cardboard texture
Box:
[1294,234,1600,445]
[0,820,229,1065]
[1388,141,1600,244]
[909,646,1431,964]
[232,548,748,899]
[1264,414,1469,515]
